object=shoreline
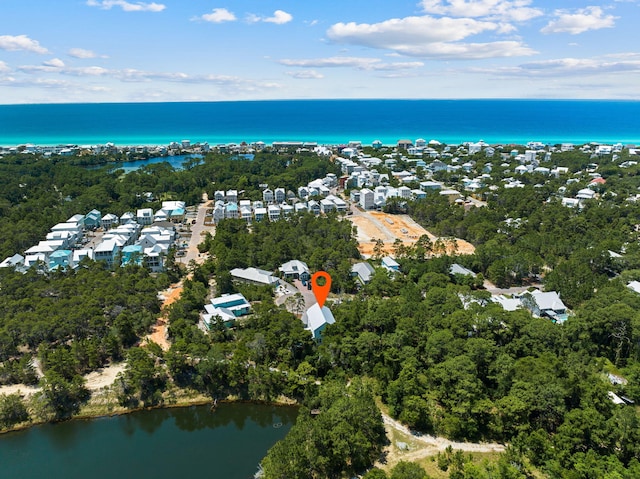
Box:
[0,388,298,436]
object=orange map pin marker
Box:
[311,271,332,308]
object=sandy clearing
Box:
[143,283,183,351]
[84,363,127,391]
[348,211,475,258]
[0,362,127,397]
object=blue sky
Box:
[1,0,639,103]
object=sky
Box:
[1,0,639,103]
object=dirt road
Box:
[379,411,505,469]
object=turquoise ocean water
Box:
[0,100,639,146]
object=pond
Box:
[0,403,297,479]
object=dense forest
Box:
[2,146,640,478]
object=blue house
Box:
[49,250,73,270]
[121,244,143,266]
[84,209,102,230]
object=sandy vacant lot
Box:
[348,211,475,258]
[0,362,126,397]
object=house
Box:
[143,244,164,272]
[48,250,73,270]
[203,293,252,328]
[0,253,26,272]
[230,267,280,287]
[263,188,274,204]
[351,262,375,285]
[360,188,375,210]
[240,206,252,223]
[73,249,94,265]
[212,203,226,224]
[121,245,143,266]
[279,260,310,281]
[449,263,476,277]
[577,188,596,200]
[439,189,462,203]
[307,200,321,215]
[522,290,568,323]
[67,214,85,230]
[274,188,286,203]
[94,239,119,267]
[136,208,154,225]
[302,303,336,340]
[491,294,522,312]
[268,204,281,221]
[254,207,267,222]
[627,281,640,294]
[320,199,335,214]
[381,256,400,273]
[209,293,251,316]
[101,213,119,230]
[225,202,239,219]
[120,212,136,224]
[280,203,294,218]
[226,190,238,203]
[84,209,102,229]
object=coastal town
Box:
[2,135,640,478]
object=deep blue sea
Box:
[0,100,639,147]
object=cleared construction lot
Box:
[348,210,475,258]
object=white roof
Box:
[210,293,249,308]
[95,239,118,253]
[230,267,279,285]
[627,281,640,294]
[0,253,25,268]
[279,260,309,275]
[302,303,335,335]
[531,290,566,311]
[492,295,521,311]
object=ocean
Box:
[0,99,639,147]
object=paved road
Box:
[178,193,215,266]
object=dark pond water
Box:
[0,403,297,479]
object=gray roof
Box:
[230,267,279,285]
[449,263,476,277]
[531,290,566,312]
[351,262,375,283]
[279,260,309,276]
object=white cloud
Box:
[0,61,10,72]
[247,10,293,24]
[0,35,49,54]
[69,48,98,59]
[196,8,237,23]
[326,16,536,59]
[43,58,65,68]
[420,0,543,22]
[279,56,424,71]
[473,54,640,77]
[86,0,166,12]
[541,7,617,35]
[263,10,293,24]
[286,70,324,79]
